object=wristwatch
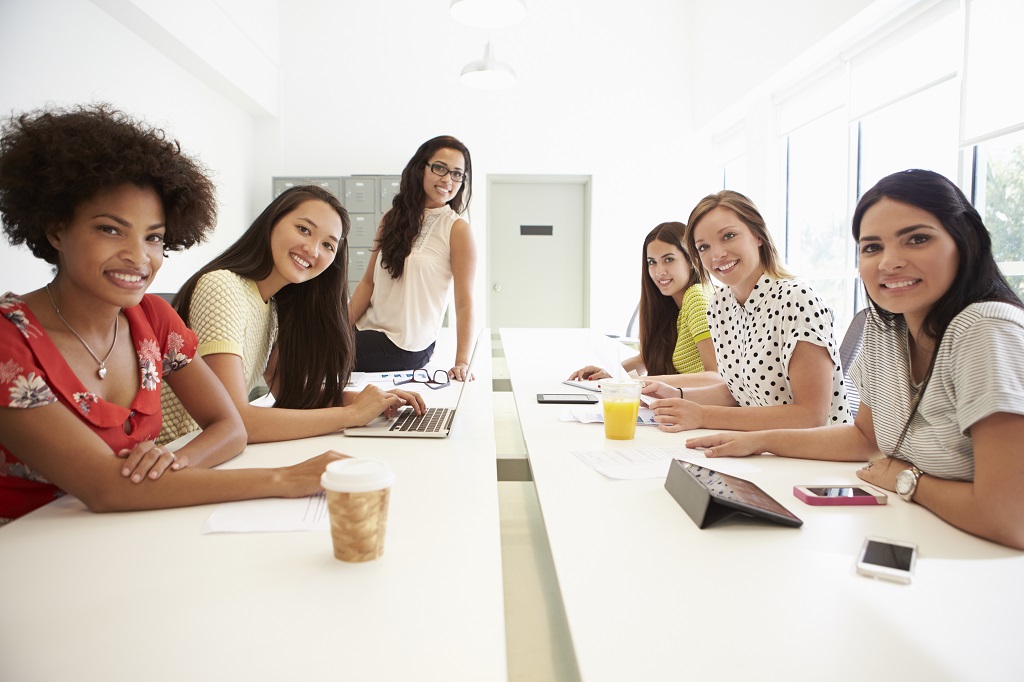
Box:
[895,466,924,502]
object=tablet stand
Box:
[663,459,803,529]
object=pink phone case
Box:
[792,485,886,506]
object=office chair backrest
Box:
[839,307,869,418]
[840,308,868,371]
[626,303,640,339]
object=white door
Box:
[488,176,590,328]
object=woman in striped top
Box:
[688,169,1024,549]
[568,222,717,382]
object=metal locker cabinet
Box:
[348,214,376,247]
[344,177,377,214]
[309,177,341,198]
[272,177,341,199]
[379,176,402,211]
[348,247,372,283]
[272,177,314,197]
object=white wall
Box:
[259,0,696,334]
[684,0,929,248]
[0,0,272,295]
[1,0,899,333]
[686,0,877,130]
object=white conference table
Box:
[501,327,1024,682]
[0,332,507,682]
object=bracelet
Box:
[678,387,684,399]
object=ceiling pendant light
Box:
[460,41,517,89]
[450,0,526,28]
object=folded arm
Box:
[0,402,340,513]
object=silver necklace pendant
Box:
[45,283,119,382]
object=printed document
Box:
[573,445,762,480]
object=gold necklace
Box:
[45,283,119,380]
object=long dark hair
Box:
[174,185,354,409]
[640,222,700,375]
[852,169,1022,454]
[853,169,1022,340]
[377,135,472,279]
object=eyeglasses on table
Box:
[393,368,451,389]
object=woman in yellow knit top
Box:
[569,222,717,381]
[160,186,424,445]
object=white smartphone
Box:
[856,536,917,584]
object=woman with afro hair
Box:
[0,105,344,525]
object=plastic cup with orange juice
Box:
[601,379,642,440]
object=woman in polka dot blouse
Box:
[642,190,851,431]
[685,171,1024,549]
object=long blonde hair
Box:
[684,190,792,285]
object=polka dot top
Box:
[708,275,851,424]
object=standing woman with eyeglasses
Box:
[349,136,477,381]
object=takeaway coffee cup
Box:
[601,379,642,440]
[320,458,395,562]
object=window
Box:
[856,78,960,195]
[963,0,1024,141]
[971,128,1024,298]
[780,0,961,331]
[785,108,857,330]
[700,0,1024,339]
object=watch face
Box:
[896,469,914,496]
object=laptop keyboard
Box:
[390,407,452,433]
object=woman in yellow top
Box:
[569,222,717,381]
[160,186,424,445]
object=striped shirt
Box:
[850,302,1024,481]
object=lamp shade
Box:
[450,0,526,28]
[460,41,517,89]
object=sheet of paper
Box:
[357,371,416,385]
[559,406,658,426]
[562,379,602,392]
[201,493,330,534]
[572,446,762,480]
[596,343,630,380]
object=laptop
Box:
[344,336,479,439]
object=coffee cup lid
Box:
[321,458,395,493]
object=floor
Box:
[492,333,580,682]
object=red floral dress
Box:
[0,293,197,524]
